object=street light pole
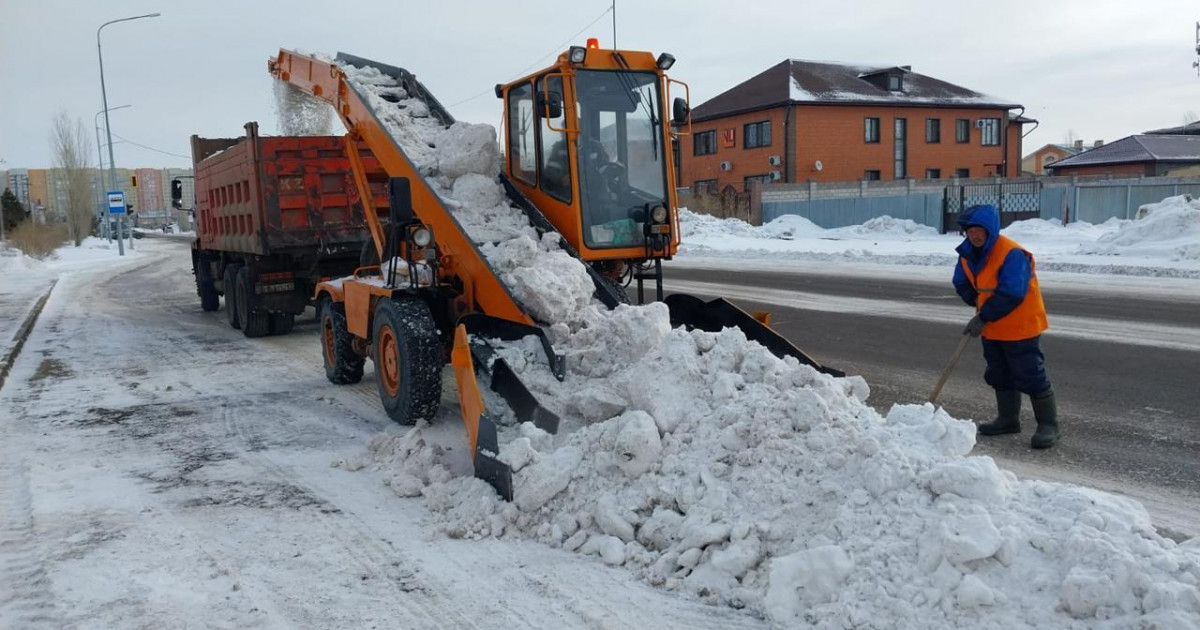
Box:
[98,12,160,256]
[95,104,130,242]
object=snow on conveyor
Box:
[339,64,1200,628]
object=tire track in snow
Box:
[0,439,62,629]
[220,402,482,630]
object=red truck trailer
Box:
[189,122,386,337]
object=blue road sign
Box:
[108,190,126,215]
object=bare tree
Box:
[1062,129,1079,146]
[1185,111,1199,125]
[50,110,95,246]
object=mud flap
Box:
[664,293,845,378]
[451,325,514,501]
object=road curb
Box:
[0,279,58,393]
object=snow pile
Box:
[678,208,765,240]
[336,62,1200,627]
[1079,195,1200,261]
[842,215,938,237]
[371,303,1200,628]
[341,64,594,324]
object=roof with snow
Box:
[691,60,1021,122]
[1047,135,1200,170]
[1143,121,1200,135]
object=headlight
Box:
[650,205,668,224]
[569,46,587,64]
[412,226,433,248]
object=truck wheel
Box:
[224,264,242,329]
[269,313,295,335]
[319,297,364,384]
[197,277,219,312]
[372,296,443,425]
[236,267,271,338]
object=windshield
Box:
[574,69,666,249]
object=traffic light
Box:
[171,179,183,209]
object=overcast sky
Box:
[2,0,1197,170]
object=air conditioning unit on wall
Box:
[768,155,782,166]
[719,161,732,171]
[769,171,782,181]
[975,119,986,128]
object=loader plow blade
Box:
[664,293,845,378]
[451,324,515,501]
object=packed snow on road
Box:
[2,68,1199,629]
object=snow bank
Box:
[337,63,1200,627]
[1079,195,1200,262]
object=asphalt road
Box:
[663,263,1200,539]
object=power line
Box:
[444,6,614,110]
[109,132,191,160]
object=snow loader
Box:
[267,44,840,500]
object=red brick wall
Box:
[681,104,1026,190]
[1050,162,1154,177]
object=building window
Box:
[693,179,718,194]
[863,170,881,181]
[925,119,941,143]
[925,168,941,179]
[955,168,970,178]
[888,74,902,91]
[694,130,717,156]
[979,118,1000,146]
[744,174,771,190]
[864,118,880,143]
[744,121,771,149]
[894,118,907,179]
[956,119,970,143]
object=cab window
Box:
[507,82,537,185]
[537,75,571,203]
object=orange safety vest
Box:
[958,235,1049,341]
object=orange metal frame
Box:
[270,49,533,328]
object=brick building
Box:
[1021,141,1102,175]
[680,60,1030,192]
[1046,135,1200,177]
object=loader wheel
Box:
[224,264,242,329]
[319,297,364,384]
[269,313,295,336]
[236,267,271,338]
[372,296,443,425]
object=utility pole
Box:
[98,12,160,256]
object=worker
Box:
[952,204,1058,449]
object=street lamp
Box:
[98,12,160,255]
[95,104,131,241]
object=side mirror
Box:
[539,91,564,119]
[672,97,690,125]
[388,177,413,224]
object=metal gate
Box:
[942,180,1042,233]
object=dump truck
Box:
[267,45,841,499]
[187,122,387,337]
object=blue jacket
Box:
[952,205,1031,322]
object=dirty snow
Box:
[335,62,1200,628]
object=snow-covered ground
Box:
[679,194,1200,278]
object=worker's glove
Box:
[963,315,985,338]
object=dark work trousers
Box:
[981,335,1051,395]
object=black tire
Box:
[372,296,443,425]
[319,297,364,384]
[269,313,296,335]
[224,264,242,329]
[236,267,270,338]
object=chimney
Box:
[1074,140,1084,150]
[1093,140,1104,148]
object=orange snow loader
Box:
[268,46,840,500]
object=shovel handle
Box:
[929,333,973,405]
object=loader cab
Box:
[501,44,689,271]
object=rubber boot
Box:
[978,389,1022,435]
[1030,388,1059,449]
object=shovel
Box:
[928,333,973,405]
